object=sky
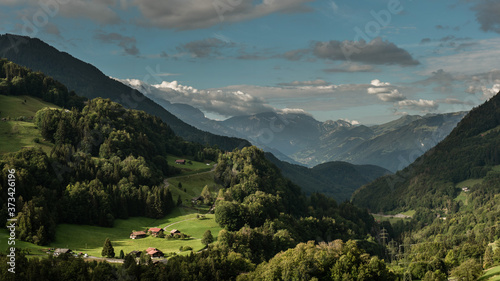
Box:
[1,0,500,124]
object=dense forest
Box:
[0,59,220,244]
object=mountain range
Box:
[118,78,467,172]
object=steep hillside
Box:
[0,95,58,153]
[265,152,391,202]
[0,34,250,151]
[352,92,500,213]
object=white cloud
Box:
[481,84,500,99]
[367,79,406,102]
[370,79,390,87]
[377,90,406,102]
[117,78,276,116]
[397,99,438,112]
[340,118,360,125]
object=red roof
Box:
[149,228,163,233]
[146,247,163,256]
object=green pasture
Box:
[0,94,59,119]
[0,207,221,258]
[480,265,500,281]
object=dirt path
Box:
[163,218,197,230]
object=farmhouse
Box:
[130,231,147,239]
[128,250,142,257]
[53,248,72,256]
[191,196,203,204]
[146,247,164,258]
[170,229,181,235]
[175,159,186,165]
[148,227,164,237]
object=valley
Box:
[1,36,500,281]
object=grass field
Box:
[456,178,484,189]
[0,95,59,119]
[0,207,222,258]
[480,265,500,281]
[371,213,412,224]
[167,172,221,204]
[167,154,214,176]
[0,121,53,154]
[0,95,58,154]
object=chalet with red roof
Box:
[148,227,164,237]
[146,247,164,258]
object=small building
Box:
[130,231,147,239]
[128,250,142,257]
[170,229,181,235]
[175,159,186,165]
[191,196,203,204]
[53,248,72,256]
[148,227,164,237]
[462,187,470,192]
[146,247,164,258]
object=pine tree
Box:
[101,238,115,258]
[201,230,214,247]
[119,249,125,259]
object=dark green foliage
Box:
[240,240,395,281]
[450,259,483,281]
[214,146,305,218]
[201,230,214,246]
[0,58,86,109]
[101,238,115,258]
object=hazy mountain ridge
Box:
[219,110,466,172]
[265,152,391,202]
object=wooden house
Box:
[148,227,164,237]
[130,231,147,239]
[146,247,164,258]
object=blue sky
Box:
[1,0,500,124]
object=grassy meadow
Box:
[0,95,58,154]
[0,207,222,258]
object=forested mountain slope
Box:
[0,34,250,151]
[352,92,500,213]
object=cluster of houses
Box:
[130,228,182,239]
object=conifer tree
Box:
[101,238,115,258]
